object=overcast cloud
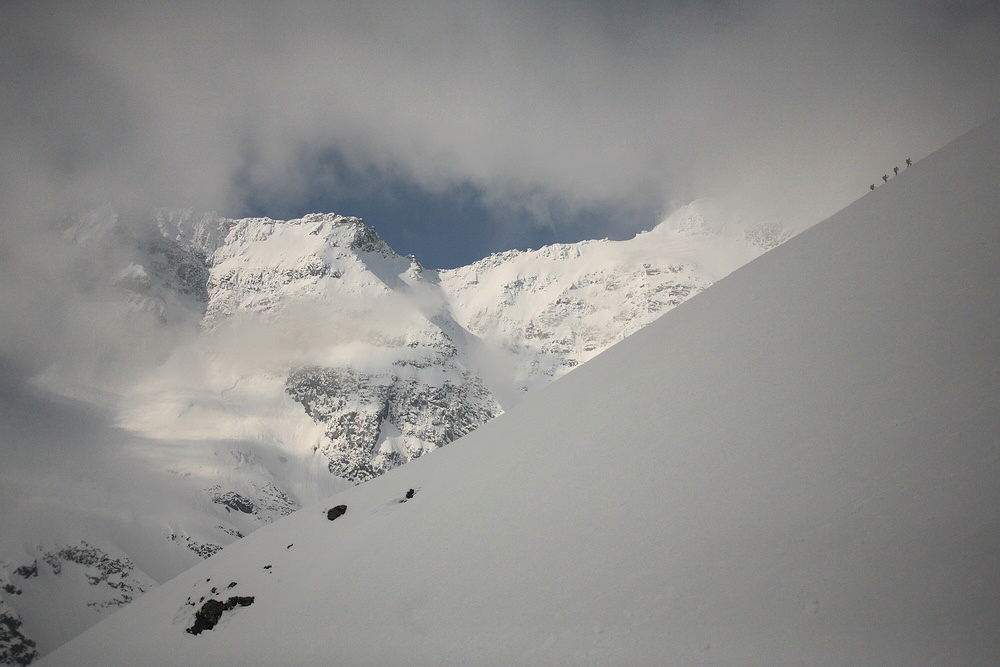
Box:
[2,0,1000,374]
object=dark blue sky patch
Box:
[236,149,658,269]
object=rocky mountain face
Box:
[194,211,505,483]
[0,202,791,663]
[1,543,156,665]
[285,364,499,482]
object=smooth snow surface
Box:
[39,116,1000,665]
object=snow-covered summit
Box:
[203,212,404,325]
[37,114,1000,666]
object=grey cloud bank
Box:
[2,0,999,371]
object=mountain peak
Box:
[37,116,1000,666]
[294,212,394,256]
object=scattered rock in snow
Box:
[167,530,223,559]
[327,505,347,521]
[208,489,256,514]
[0,608,39,666]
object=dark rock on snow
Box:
[186,596,255,635]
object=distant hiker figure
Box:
[906,158,912,167]
[893,166,899,175]
[883,174,889,183]
[870,184,876,191]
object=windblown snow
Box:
[35,116,1000,665]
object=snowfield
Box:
[35,116,1000,665]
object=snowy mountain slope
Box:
[110,202,784,483]
[193,211,503,482]
[162,203,778,481]
[436,200,788,401]
[0,371,342,661]
[47,200,775,491]
[1,199,784,663]
[38,117,1000,665]
[45,201,780,490]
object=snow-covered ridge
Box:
[438,200,786,396]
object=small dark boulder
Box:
[327,505,348,521]
[186,596,255,635]
[405,488,415,500]
[188,599,226,635]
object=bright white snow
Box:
[37,116,1000,665]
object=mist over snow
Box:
[3,1,1000,373]
[36,105,1000,667]
[2,2,1000,663]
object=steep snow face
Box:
[37,115,1000,666]
[2,200,787,663]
